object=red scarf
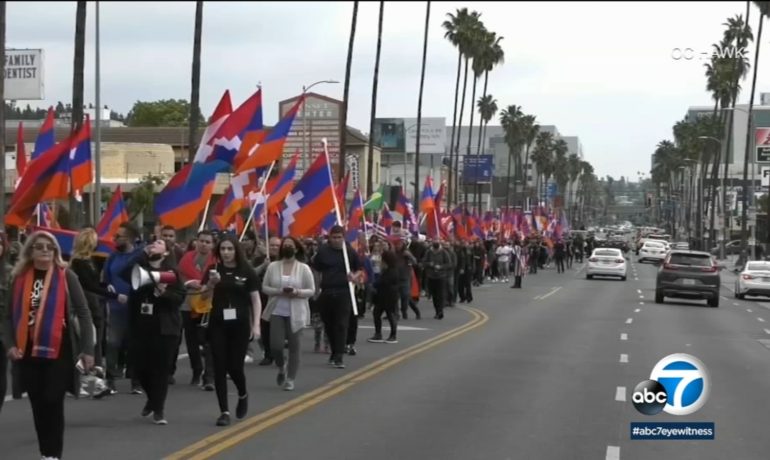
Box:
[178,250,216,282]
[12,267,67,359]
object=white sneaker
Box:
[244,355,254,364]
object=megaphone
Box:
[131,265,177,290]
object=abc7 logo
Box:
[632,353,710,416]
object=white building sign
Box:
[5,49,44,100]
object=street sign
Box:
[762,166,770,187]
[461,155,493,184]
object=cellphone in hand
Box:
[283,286,294,293]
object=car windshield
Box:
[668,254,712,267]
[645,242,664,248]
[747,262,770,271]
[595,250,619,256]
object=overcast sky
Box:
[6,1,769,180]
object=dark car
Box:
[655,250,721,308]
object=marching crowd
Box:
[0,221,592,460]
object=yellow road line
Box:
[165,307,488,460]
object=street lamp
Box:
[301,80,339,171]
[698,135,727,259]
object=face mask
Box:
[280,247,296,259]
[149,254,164,262]
[432,243,440,250]
[116,243,128,252]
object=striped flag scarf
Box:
[12,266,67,359]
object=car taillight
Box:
[589,257,598,262]
[742,274,754,280]
[701,266,718,273]
[615,259,624,263]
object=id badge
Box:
[223,308,237,321]
[141,303,154,316]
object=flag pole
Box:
[322,138,358,316]
[240,160,277,241]
[358,190,371,256]
[198,197,212,233]
[263,194,269,254]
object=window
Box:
[595,250,620,257]
[668,253,712,267]
[747,262,770,271]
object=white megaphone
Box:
[131,265,177,290]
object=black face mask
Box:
[149,254,164,262]
[280,247,296,259]
[432,243,440,250]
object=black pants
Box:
[373,300,398,338]
[19,337,73,459]
[319,290,353,363]
[347,311,358,346]
[513,275,522,288]
[556,257,565,273]
[259,318,271,359]
[132,333,177,415]
[399,284,420,318]
[93,315,106,369]
[0,341,6,414]
[181,311,213,382]
[428,278,446,316]
[458,271,473,302]
[208,317,250,413]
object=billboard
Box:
[374,117,446,154]
[462,155,493,184]
[756,127,770,163]
[5,49,44,100]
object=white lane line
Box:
[734,303,740,306]
[639,296,644,299]
[620,354,629,363]
[759,318,766,323]
[539,286,563,300]
[721,296,729,301]
[637,289,642,294]
[634,308,641,313]
[639,302,645,305]
[606,446,620,460]
[747,309,753,313]
[615,386,627,401]
[764,329,770,335]
[634,278,639,281]
[626,318,633,324]
[533,295,542,300]
[620,333,628,341]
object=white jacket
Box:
[261,259,315,333]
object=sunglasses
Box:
[33,243,55,252]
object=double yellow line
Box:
[165,306,488,460]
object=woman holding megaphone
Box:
[125,239,184,426]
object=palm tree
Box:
[520,115,538,209]
[366,1,384,198]
[415,1,430,202]
[475,32,504,157]
[188,0,203,164]
[740,2,769,259]
[340,1,359,181]
[530,131,553,207]
[442,8,481,206]
[499,104,521,209]
[551,139,568,207]
[70,0,87,228]
[567,153,581,223]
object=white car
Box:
[638,241,667,264]
[734,261,770,299]
[586,248,627,281]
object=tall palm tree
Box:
[530,131,553,207]
[442,8,481,207]
[70,0,87,228]
[189,1,203,164]
[366,1,384,198]
[520,115,538,208]
[551,139,568,207]
[499,104,521,210]
[475,32,504,157]
[466,32,484,209]
[477,94,498,153]
[740,1,769,258]
[415,1,430,202]
[567,153,581,223]
[340,1,359,181]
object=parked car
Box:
[734,260,770,299]
[710,240,762,257]
[586,248,627,281]
[638,241,667,264]
[655,250,721,307]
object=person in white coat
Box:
[261,237,315,391]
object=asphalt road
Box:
[2,256,770,460]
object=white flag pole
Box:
[240,160,277,241]
[198,198,212,233]
[322,138,358,316]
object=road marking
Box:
[734,303,740,306]
[639,302,645,305]
[626,318,633,324]
[637,289,642,294]
[606,446,620,460]
[764,329,770,335]
[539,286,563,300]
[358,325,430,331]
[634,278,639,281]
[534,295,542,300]
[748,309,753,313]
[634,308,641,312]
[620,333,628,341]
[615,386,626,402]
[639,295,644,299]
[759,318,766,323]
[166,307,489,460]
[620,354,628,363]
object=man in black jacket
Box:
[421,240,451,319]
[311,226,364,369]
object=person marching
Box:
[510,239,527,289]
[367,250,401,343]
[261,237,314,391]
[126,239,184,425]
[200,235,262,427]
[1,230,95,460]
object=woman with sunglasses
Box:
[1,230,94,460]
[261,237,314,391]
[201,235,262,427]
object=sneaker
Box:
[367,335,384,343]
[202,383,215,392]
[153,413,168,425]
[190,373,201,386]
[141,402,153,417]
[333,360,346,369]
[244,355,255,364]
[216,412,231,426]
[385,337,398,344]
[258,357,273,366]
[131,385,144,396]
[283,380,295,391]
[236,394,248,419]
[347,345,357,356]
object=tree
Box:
[415,1,430,202]
[126,99,205,127]
[567,153,581,224]
[188,0,203,164]
[366,1,384,198]
[128,173,167,229]
[499,104,521,210]
[340,1,359,182]
[520,115,538,208]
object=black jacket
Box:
[124,253,184,337]
[373,265,400,310]
[70,257,118,321]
